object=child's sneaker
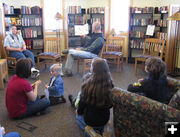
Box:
[59,96,66,103]
[68,94,74,106]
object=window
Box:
[110,0,130,34]
[44,0,63,31]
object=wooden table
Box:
[0,59,8,89]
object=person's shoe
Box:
[40,95,46,99]
[62,49,69,54]
[61,72,73,77]
[59,96,66,103]
[68,94,74,106]
[31,68,40,79]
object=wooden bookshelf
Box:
[2,4,44,56]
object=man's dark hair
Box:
[16,58,33,78]
[145,57,166,80]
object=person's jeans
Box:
[9,49,36,67]
[4,132,21,137]
[65,49,97,73]
[76,115,104,137]
[18,96,50,118]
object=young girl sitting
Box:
[75,57,114,136]
[45,64,66,105]
[127,57,168,103]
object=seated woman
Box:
[71,58,114,136]
[6,58,50,119]
[127,57,168,103]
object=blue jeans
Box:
[4,132,21,137]
[76,115,104,137]
[18,96,50,118]
[9,49,36,67]
[65,49,97,73]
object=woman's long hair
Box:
[81,58,114,108]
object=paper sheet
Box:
[146,25,155,36]
[44,89,49,100]
[75,24,89,36]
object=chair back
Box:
[142,38,165,59]
[105,37,125,53]
[44,37,61,56]
[1,39,17,68]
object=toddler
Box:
[46,64,66,105]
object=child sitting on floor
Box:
[127,57,168,103]
[45,64,66,105]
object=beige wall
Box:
[65,0,108,8]
[132,0,180,7]
[1,0,41,8]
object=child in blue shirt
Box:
[45,64,66,105]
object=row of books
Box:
[87,7,104,14]
[3,3,14,14]
[22,28,42,38]
[21,17,42,26]
[130,40,144,49]
[130,31,145,38]
[68,26,75,36]
[156,32,167,40]
[130,18,152,26]
[24,39,43,50]
[21,6,41,14]
[5,17,21,26]
[154,19,167,27]
[91,18,104,25]
[154,6,168,14]
[68,6,82,14]
[130,7,153,13]
[68,15,84,25]
[24,39,32,49]
[32,39,43,49]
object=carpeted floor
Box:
[0,61,148,137]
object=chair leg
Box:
[77,59,80,73]
[83,60,86,76]
[37,57,40,70]
[117,57,120,72]
[121,57,123,70]
[134,58,138,75]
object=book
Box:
[75,24,89,36]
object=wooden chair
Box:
[76,44,104,76]
[101,37,125,72]
[1,40,17,69]
[37,37,61,70]
[134,38,165,75]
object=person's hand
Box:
[76,48,81,51]
[75,109,78,115]
[45,84,49,89]
[32,80,41,88]
[80,35,86,38]
[138,78,144,83]
[17,48,23,52]
[22,45,26,51]
[1,126,5,136]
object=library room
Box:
[0,0,180,137]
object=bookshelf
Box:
[67,6,86,48]
[3,4,44,56]
[87,7,105,35]
[153,6,168,41]
[129,7,153,62]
